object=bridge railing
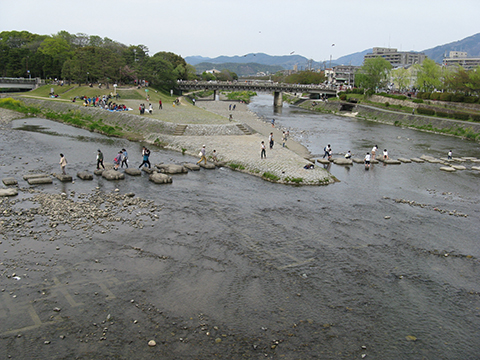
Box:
[177,80,338,92]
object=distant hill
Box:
[193,62,284,76]
[422,33,480,63]
[334,49,372,66]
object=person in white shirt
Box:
[383,149,389,160]
[364,152,371,168]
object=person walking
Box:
[196,145,207,165]
[139,147,151,168]
[447,150,453,160]
[96,149,105,170]
[271,118,275,127]
[282,131,287,147]
[269,132,274,149]
[159,99,162,109]
[59,153,67,175]
[113,150,123,170]
[261,141,266,159]
[323,144,331,158]
[121,148,128,168]
[371,145,378,159]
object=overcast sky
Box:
[1,0,478,62]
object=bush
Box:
[464,96,478,103]
[430,92,441,101]
[339,94,347,101]
[471,114,480,122]
[435,111,451,118]
[412,98,424,104]
[385,102,390,107]
[453,112,470,121]
[421,92,432,100]
[365,89,375,96]
[416,107,435,116]
[439,93,452,102]
[451,94,465,102]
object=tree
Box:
[285,70,325,84]
[142,55,176,91]
[415,58,442,92]
[392,67,410,91]
[356,57,392,90]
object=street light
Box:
[87,72,89,85]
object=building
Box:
[205,69,221,74]
[443,51,480,70]
[332,65,359,86]
[364,47,426,66]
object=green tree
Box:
[392,67,410,91]
[415,58,442,92]
[285,70,325,84]
[142,55,176,91]
[356,57,392,90]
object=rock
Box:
[332,158,353,165]
[184,163,201,171]
[451,157,465,162]
[451,165,466,170]
[0,188,18,197]
[397,158,411,163]
[383,159,401,165]
[53,173,73,182]
[23,173,50,180]
[410,158,425,163]
[462,157,478,161]
[156,164,188,174]
[148,340,156,347]
[352,158,364,164]
[141,167,155,174]
[199,162,216,169]
[125,168,142,176]
[384,216,391,219]
[425,158,443,164]
[472,166,480,171]
[405,335,417,342]
[215,161,227,168]
[101,170,125,180]
[27,177,53,185]
[149,172,172,184]
[2,178,17,186]
[77,171,93,180]
[317,158,330,164]
[94,169,104,176]
[440,166,456,172]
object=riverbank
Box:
[2,95,336,185]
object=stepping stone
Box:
[397,158,411,163]
[27,177,53,185]
[141,167,155,174]
[452,157,465,162]
[102,169,125,180]
[23,173,50,180]
[0,188,18,197]
[462,157,477,161]
[332,158,353,165]
[440,157,453,162]
[425,158,443,163]
[54,173,73,182]
[383,159,401,165]
[352,158,364,164]
[2,178,17,186]
[94,169,105,176]
[199,162,216,169]
[470,159,480,163]
[451,165,466,170]
[149,172,172,184]
[420,155,435,161]
[317,158,330,165]
[184,163,200,171]
[440,166,456,172]
[125,168,142,176]
[410,158,425,163]
[472,166,480,171]
[370,159,379,164]
[156,164,188,174]
[77,171,93,180]
[215,161,227,168]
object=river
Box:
[1,95,479,359]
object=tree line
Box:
[0,30,197,91]
[355,57,480,95]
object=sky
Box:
[1,0,479,62]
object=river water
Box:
[1,95,479,359]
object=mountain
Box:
[334,49,372,66]
[193,62,284,76]
[185,53,323,71]
[422,33,480,63]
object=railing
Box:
[177,80,338,93]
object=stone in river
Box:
[141,167,155,174]
[94,169,104,176]
[77,171,93,180]
[451,165,466,170]
[125,168,142,176]
[410,158,424,163]
[156,164,188,174]
[0,188,18,197]
[184,163,200,171]
[149,172,172,184]
[352,158,364,164]
[23,173,50,180]
[332,158,353,165]
[102,169,125,180]
[317,158,330,165]
[54,173,73,182]
[27,177,53,185]
[199,162,216,169]
[440,166,456,172]
[2,178,17,186]
[397,158,411,163]
[383,159,401,165]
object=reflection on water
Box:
[2,100,480,358]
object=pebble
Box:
[148,340,156,347]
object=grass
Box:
[284,177,303,184]
[262,172,280,182]
[228,163,245,170]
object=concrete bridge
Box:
[177,80,339,106]
[0,77,43,90]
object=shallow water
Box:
[1,98,479,359]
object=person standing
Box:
[139,147,151,168]
[383,149,389,160]
[192,98,196,106]
[271,118,275,127]
[159,99,162,109]
[149,103,153,114]
[364,152,371,168]
[212,150,218,162]
[261,141,266,159]
[96,149,105,170]
[282,131,287,147]
[269,132,274,149]
[196,145,207,165]
[371,145,378,159]
[121,148,128,168]
[323,144,331,158]
[59,153,67,175]
[447,150,453,160]
[113,150,123,170]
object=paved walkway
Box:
[148,99,336,185]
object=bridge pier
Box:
[213,90,218,101]
[273,91,283,107]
